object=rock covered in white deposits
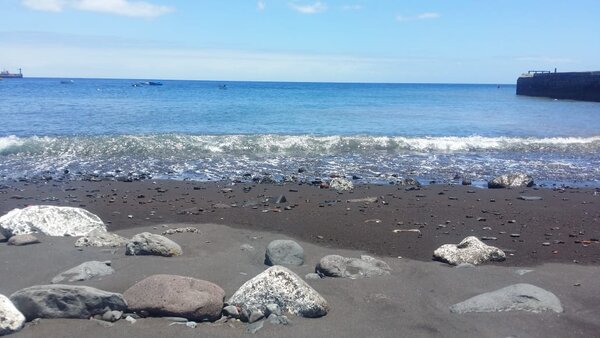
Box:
[229,266,329,318]
[74,229,128,247]
[488,173,534,189]
[433,236,506,265]
[0,206,105,238]
[329,178,354,192]
[0,294,25,336]
[316,255,391,278]
[450,283,563,313]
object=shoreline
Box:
[2,179,598,266]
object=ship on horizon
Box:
[0,68,23,78]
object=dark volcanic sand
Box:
[1,180,598,266]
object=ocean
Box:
[1,78,599,187]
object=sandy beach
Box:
[1,180,599,337]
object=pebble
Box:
[510,234,521,238]
[542,242,551,246]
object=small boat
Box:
[60,80,74,84]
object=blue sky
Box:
[1,0,599,83]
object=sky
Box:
[1,0,599,83]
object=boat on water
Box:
[0,68,23,79]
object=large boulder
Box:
[125,232,182,257]
[0,294,25,336]
[123,275,225,322]
[9,285,126,321]
[488,173,534,189]
[74,229,128,247]
[0,205,105,238]
[265,240,304,266]
[329,177,354,192]
[433,236,506,265]
[316,255,391,278]
[229,266,329,318]
[51,261,114,283]
[450,283,563,313]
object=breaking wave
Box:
[2,134,600,156]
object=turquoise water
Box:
[1,78,599,186]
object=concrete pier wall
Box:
[516,71,600,102]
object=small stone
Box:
[304,273,321,280]
[542,242,550,246]
[265,304,282,317]
[185,321,197,328]
[510,234,521,238]
[7,234,40,246]
[125,315,137,324]
[223,305,239,318]
[249,309,264,323]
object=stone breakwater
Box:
[517,71,600,102]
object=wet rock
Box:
[222,305,239,318]
[304,273,321,280]
[9,285,126,321]
[7,234,40,246]
[51,261,114,283]
[0,205,105,238]
[102,310,123,322]
[123,274,225,322]
[274,195,287,204]
[229,266,329,319]
[399,178,421,187]
[346,197,378,203]
[488,173,534,189]
[265,240,304,266]
[74,229,128,247]
[125,232,182,257]
[316,255,391,278]
[161,227,199,236]
[0,294,25,336]
[329,177,353,192]
[433,236,506,265]
[450,283,563,313]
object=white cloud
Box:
[342,4,362,11]
[397,12,440,22]
[21,0,174,18]
[288,1,327,14]
[257,0,266,11]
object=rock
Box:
[123,274,225,322]
[462,178,472,185]
[101,310,123,322]
[329,177,353,192]
[315,255,391,278]
[274,195,287,204]
[7,234,40,246]
[265,303,282,317]
[222,305,239,318]
[248,309,264,323]
[246,320,264,334]
[264,240,304,266]
[433,236,506,265]
[488,173,534,189]
[240,244,255,251]
[518,195,543,201]
[125,232,182,257]
[51,261,114,283]
[9,285,127,321]
[268,314,290,325]
[0,294,25,336]
[228,266,329,319]
[450,283,563,313]
[346,197,378,203]
[0,205,106,238]
[125,315,137,324]
[304,273,321,280]
[399,178,421,187]
[161,227,199,236]
[74,229,128,247]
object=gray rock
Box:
[274,195,287,204]
[304,273,321,280]
[222,305,239,318]
[7,234,40,246]
[268,314,290,325]
[102,310,123,322]
[125,315,137,324]
[248,309,264,323]
[316,255,391,278]
[399,178,421,187]
[0,205,106,238]
[123,274,225,322]
[346,197,378,203]
[9,285,126,321]
[329,177,354,192]
[265,303,282,317]
[229,266,329,319]
[518,195,543,201]
[0,294,25,336]
[488,173,534,189]
[433,236,506,265]
[450,283,563,313]
[74,229,129,247]
[125,232,182,257]
[265,240,304,266]
[240,244,255,251]
[51,261,114,283]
